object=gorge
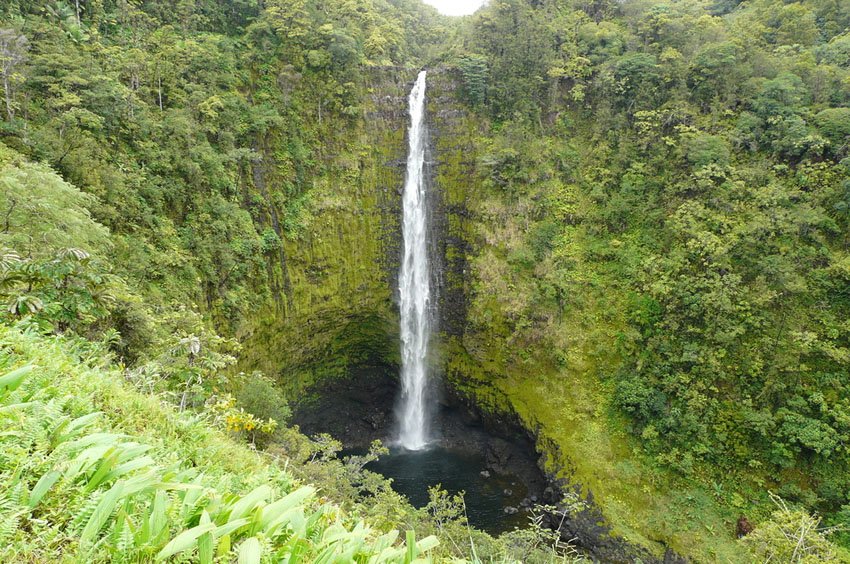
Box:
[291,69,553,538]
[3,0,850,561]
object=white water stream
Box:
[398,70,431,450]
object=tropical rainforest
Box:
[1,0,850,561]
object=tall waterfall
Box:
[398,70,432,451]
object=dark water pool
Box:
[364,445,532,534]
[292,367,547,535]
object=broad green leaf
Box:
[259,486,314,530]
[139,489,168,546]
[100,455,156,485]
[216,534,231,559]
[228,484,271,521]
[28,470,61,508]
[416,535,439,553]
[50,412,101,447]
[265,507,302,537]
[156,522,216,560]
[84,447,121,492]
[404,530,416,564]
[198,511,214,564]
[237,536,261,564]
[0,364,32,394]
[213,517,249,539]
[0,401,35,412]
[64,433,126,452]
[81,482,124,545]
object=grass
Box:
[0,323,441,562]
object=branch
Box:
[2,197,16,233]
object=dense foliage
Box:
[444,0,850,546]
[0,0,447,334]
[0,324,445,562]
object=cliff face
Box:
[236,68,483,394]
[427,68,480,343]
[237,68,413,391]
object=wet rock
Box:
[736,515,753,538]
[363,410,387,430]
[291,366,398,450]
[503,506,518,515]
[484,437,516,473]
[663,548,689,563]
[540,486,663,564]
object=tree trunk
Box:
[3,74,13,121]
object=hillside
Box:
[0,323,441,562]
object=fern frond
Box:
[0,493,27,546]
[70,493,101,534]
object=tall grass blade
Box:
[27,470,61,508]
[156,522,216,560]
[81,482,124,545]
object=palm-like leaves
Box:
[7,294,43,316]
[0,246,116,327]
[0,347,442,563]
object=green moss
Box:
[239,66,750,562]
[444,330,748,560]
[237,70,415,397]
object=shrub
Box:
[741,494,847,563]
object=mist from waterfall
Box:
[397,70,432,451]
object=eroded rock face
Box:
[291,365,397,447]
[237,68,418,393]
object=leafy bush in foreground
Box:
[0,324,439,562]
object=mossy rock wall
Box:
[426,70,746,561]
[237,68,419,392]
[233,64,743,560]
[426,68,480,343]
[236,67,485,395]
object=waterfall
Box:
[398,70,432,451]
